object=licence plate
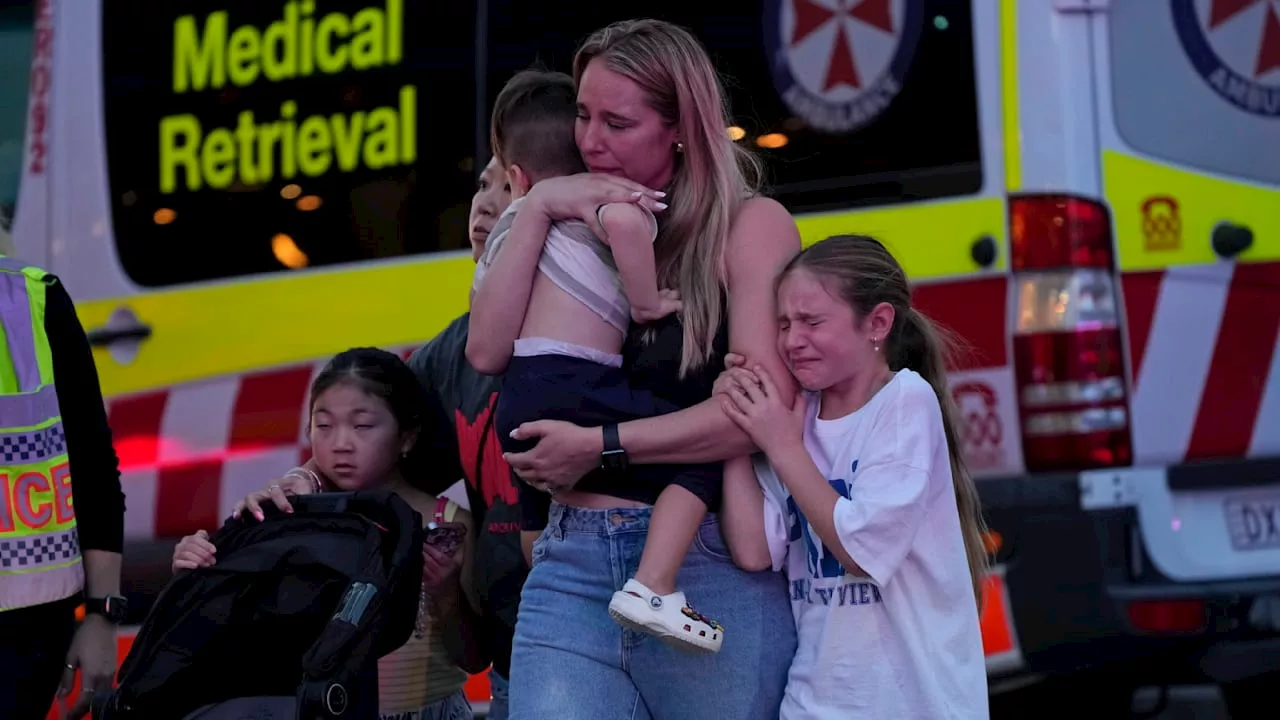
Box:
[1224,496,1280,551]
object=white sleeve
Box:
[833,382,944,587]
[754,457,790,572]
[834,467,928,587]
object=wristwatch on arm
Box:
[84,595,129,624]
[601,424,628,474]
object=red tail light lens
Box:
[1010,195,1114,270]
[1014,328,1132,471]
[1127,599,1207,635]
[1011,195,1132,472]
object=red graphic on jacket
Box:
[456,392,519,508]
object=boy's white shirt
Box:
[756,369,989,720]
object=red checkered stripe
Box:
[110,348,420,541]
[1122,261,1280,466]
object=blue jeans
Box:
[487,669,509,720]
[509,504,796,720]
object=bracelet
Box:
[284,467,322,493]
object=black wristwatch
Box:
[84,595,128,624]
[601,424,628,473]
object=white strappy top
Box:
[472,196,659,334]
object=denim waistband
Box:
[547,502,654,535]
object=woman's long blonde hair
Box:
[574,19,763,377]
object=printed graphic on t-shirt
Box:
[788,459,884,607]
[449,380,522,536]
[456,391,520,511]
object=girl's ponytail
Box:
[896,308,990,608]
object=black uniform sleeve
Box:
[43,277,125,553]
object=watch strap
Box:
[602,423,622,453]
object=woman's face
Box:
[309,381,412,491]
[468,157,511,262]
[575,57,680,190]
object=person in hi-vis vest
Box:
[0,224,126,720]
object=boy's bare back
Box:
[516,200,677,356]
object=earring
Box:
[675,141,684,153]
[872,337,881,353]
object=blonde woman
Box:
[467,19,800,720]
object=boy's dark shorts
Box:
[495,353,721,532]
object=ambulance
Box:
[9,0,1279,715]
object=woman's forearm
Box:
[466,203,552,374]
[618,397,757,464]
[83,549,122,598]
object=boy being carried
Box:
[473,69,725,653]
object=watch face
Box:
[93,596,129,622]
[603,450,628,472]
[108,597,129,621]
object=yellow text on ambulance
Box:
[171,0,403,92]
[159,87,416,193]
[160,0,412,193]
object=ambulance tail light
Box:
[1009,195,1133,472]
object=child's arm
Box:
[719,456,775,572]
[768,423,934,587]
[436,508,493,673]
[598,202,680,323]
[768,444,875,576]
[171,530,216,573]
[520,530,539,569]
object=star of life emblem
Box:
[763,0,924,134]
[1172,0,1280,117]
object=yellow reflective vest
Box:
[0,255,83,611]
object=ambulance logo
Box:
[1172,0,1280,117]
[763,0,924,134]
[1141,195,1183,251]
[953,381,1004,471]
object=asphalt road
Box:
[988,684,1230,720]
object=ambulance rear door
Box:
[1092,0,1280,582]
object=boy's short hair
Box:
[490,68,587,181]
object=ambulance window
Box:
[1109,1,1280,186]
[0,5,34,220]
[485,0,982,212]
[102,1,480,288]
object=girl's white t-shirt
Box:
[756,369,989,720]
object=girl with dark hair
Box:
[173,347,479,720]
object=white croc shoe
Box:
[608,579,724,654]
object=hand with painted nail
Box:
[524,173,667,239]
[504,420,600,493]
